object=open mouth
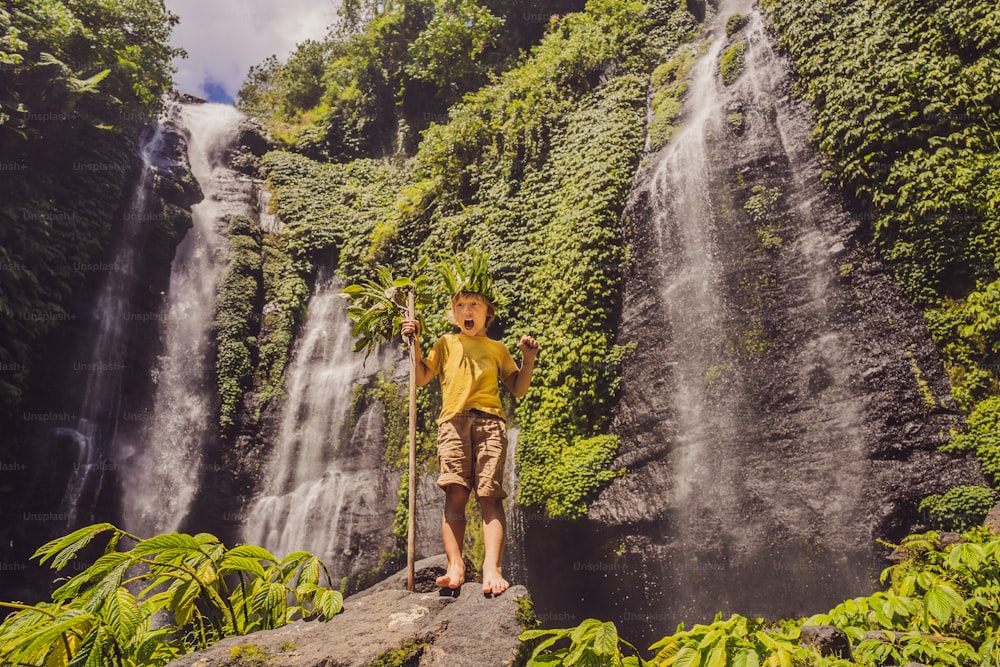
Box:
[464,319,475,330]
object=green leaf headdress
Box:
[436,247,509,314]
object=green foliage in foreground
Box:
[522,529,1000,666]
[0,524,343,667]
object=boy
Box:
[401,291,538,596]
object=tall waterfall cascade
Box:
[242,277,401,577]
[40,124,168,528]
[117,103,254,538]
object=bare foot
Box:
[436,561,465,589]
[482,566,509,596]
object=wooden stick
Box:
[407,290,417,592]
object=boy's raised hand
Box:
[519,335,540,360]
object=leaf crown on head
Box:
[436,247,509,314]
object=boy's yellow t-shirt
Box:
[424,333,518,424]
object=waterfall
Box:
[41,124,167,528]
[635,1,872,621]
[118,103,253,538]
[521,0,963,642]
[242,277,400,577]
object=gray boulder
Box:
[165,555,530,667]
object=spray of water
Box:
[243,277,396,572]
[50,123,167,527]
[119,103,252,538]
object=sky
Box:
[164,0,341,104]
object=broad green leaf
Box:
[103,588,141,645]
[33,523,118,569]
[226,544,278,563]
[947,543,985,571]
[592,621,619,657]
[733,648,760,667]
[316,590,343,619]
[523,629,568,658]
[219,555,268,579]
[672,645,699,667]
[569,618,601,645]
[131,533,203,557]
[925,582,964,626]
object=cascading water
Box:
[631,1,873,621]
[118,102,253,538]
[35,123,167,528]
[524,0,975,643]
[243,277,400,577]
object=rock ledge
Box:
[165,555,530,667]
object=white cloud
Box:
[164,0,341,103]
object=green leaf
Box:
[706,643,727,667]
[316,589,344,619]
[592,621,619,657]
[733,649,760,667]
[52,552,132,603]
[33,523,118,570]
[131,532,204,558]
[925,581,964,626]
[103,588,141,645]
[673,645,699,667]
[219,555,268,579]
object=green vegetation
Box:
[214,215,263,433]
[920,486,996,532]
[0,0,181,427]
[906,351,938,413]
[725,13,748,37]
[228,643,270,667]
[237,0,592,159]
[943,396,1000,486]
[743,185,783,251]
[367,638,429,667]
[725,111,744,135]
[719,39,746,85]
[648,46,695,150]
[0,523,343,666]
[522,529,1000,666]
[248,153,403,413]
[522,618,646,666]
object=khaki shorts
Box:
[436,411,508,498]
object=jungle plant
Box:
[521,618,648,666]
[719,39,747,85]
[435,246,510,312]
[919,485,996,532]
[520,529,1000,666]
[0,523,343,667]
[340,256,431,360]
